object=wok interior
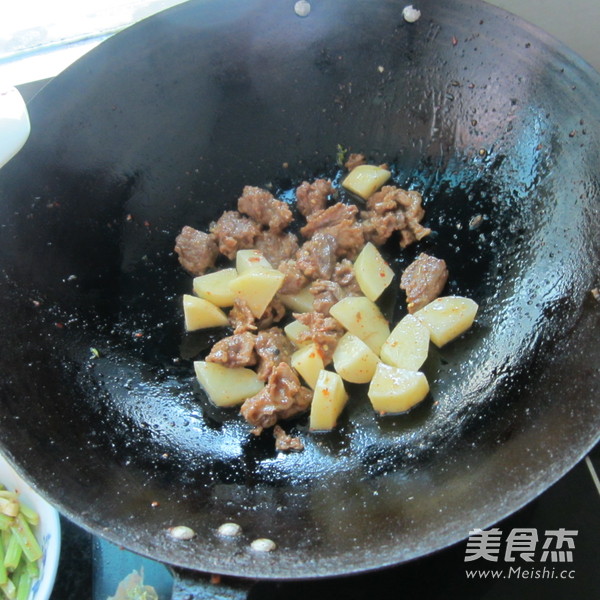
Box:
[0,0,599,577]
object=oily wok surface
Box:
[0,0,599,578]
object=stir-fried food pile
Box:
[175,154,477,450]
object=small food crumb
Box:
[402,5,421,23]
[469,214,483,230]
[591,288,600,301]
[168,525,196,540]
[294,0,311,17]
[250,538,277,552]
[273,425,305,452]
[217,522,242,537]
[377,65,385,73]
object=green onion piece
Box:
[9,515,42,563]
[0,493,17,501]
[16,505,38,528]
[0,538,7,585]
[14,572,30,600]
[0,577,16,600]
[3,534,21,571]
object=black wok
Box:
[0,0,599,586]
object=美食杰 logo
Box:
[464,528,578,580]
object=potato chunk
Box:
[309,370,349,431]
[229,267,285,318]
[414,296,478,347]
[192,268,237,307]
[342,165,391,200]
[291,343,325,389]
[332,333,379,384]
[183,294,229,331]
[284,320,311,346]
[279,286,314,313]
[354,242,394,301]
[194,361,264,407]
[236,249,272,274]
[380,314,430,370]
[329,296,390,355]
[368,363,429,414]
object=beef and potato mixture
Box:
[175,155,478,445]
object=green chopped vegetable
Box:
[10,515,41,563]
[14,571,30,600]
[0,577,15,600]
[3,535,21,571]
[24,558,38,580]
[0,539,7,585]
[336,143,348,167]
[0,516,12,532]
[16,505,38,528]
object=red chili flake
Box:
[249,257,260,263]
[151,501,160,507]
[451,35,458,46]
[379,271,386,277]
[356,311,362,322]
[144,220,151,227]
[322,388,330,397]
[126,214,133,221]
[309,352,316,359]
[55,322,64,329]
[134,331,144,338]
[210,574,222,585]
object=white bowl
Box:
[0,453,61,600]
